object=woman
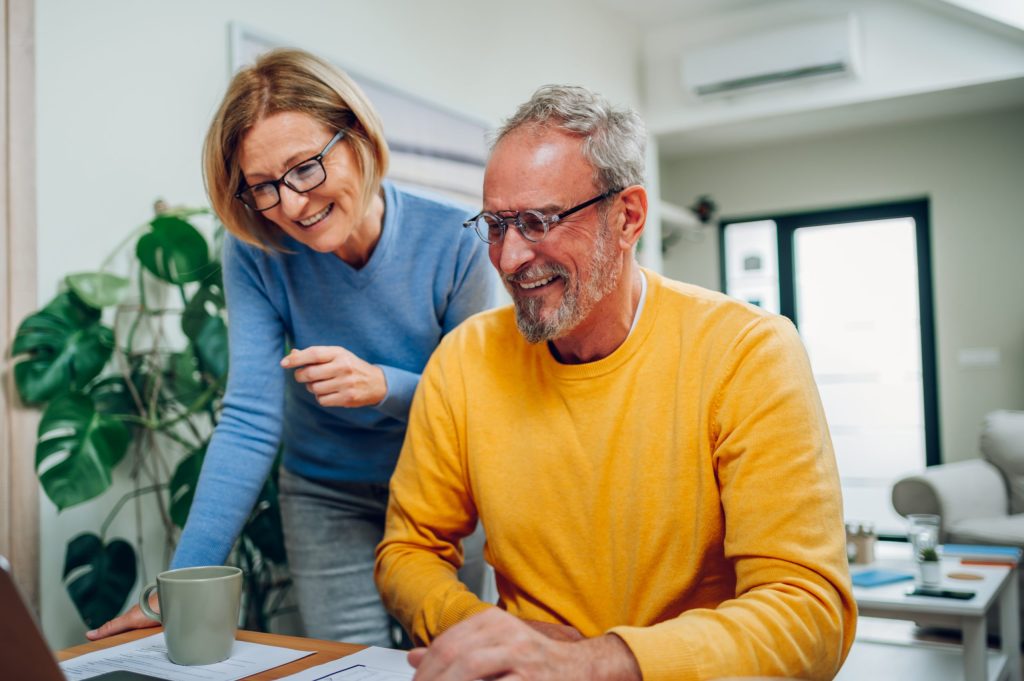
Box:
[87,48,495,646]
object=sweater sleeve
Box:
[171,238,286,568]
[374,230,497,423]
[374,345,492,644]
[609,315,857,681]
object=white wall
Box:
[661,105,1024,472]
[642,0,1024,143]
[35,0,640,648]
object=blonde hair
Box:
[203,48,390,249]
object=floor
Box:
[856,615,1024,667]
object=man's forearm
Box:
[580,634,642,681]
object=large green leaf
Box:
[164,351,207,409]
[89,376,139,419]
[169,444,206,528]
[65,272,130,309]
[12,292,114,404]
[63,533,137,629]
[136,215,211,284]
[181,266,225,341]
[196,316,229,380]
[36,393,131,510]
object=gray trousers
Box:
[278,467,489,646]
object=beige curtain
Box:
[1,0,39,609]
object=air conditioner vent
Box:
[682,16,859,97]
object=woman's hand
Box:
[281,346,387,408]
[85,600,159,641]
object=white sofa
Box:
[891,409,1024,638]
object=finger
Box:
[418,646,515,681]
[307,378,341,398]
[86,606,158,640]
[284,342,356,368]
[281,346,339,369]
[313,391,357,409]
[408,647,427,668]
[294,361,350,385]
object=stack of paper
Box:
[60,633,314,681]
[279,646,414,680]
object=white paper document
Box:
[60,632,314,680]
[279,646,414,680]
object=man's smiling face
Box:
[483,125,621,343]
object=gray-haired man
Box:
[375,85,855,681]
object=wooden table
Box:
[59,628,367,680]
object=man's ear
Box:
[617,185,647,249]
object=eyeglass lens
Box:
[239,158,328,211]
[474,210,548,244]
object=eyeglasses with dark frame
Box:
[463,188,623,245]
[235,130,346,212]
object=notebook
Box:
[851,568,915,588]
[0,555,167,680]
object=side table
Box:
[850,541,1020,681]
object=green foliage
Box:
[66,272,130,309]
[12,291,114,403]
[136,215,214,285]
[169,445,206,529]
[918,546,940,562]
[11,206,289,630]
[35,393,131,511]
[63,534,137,630]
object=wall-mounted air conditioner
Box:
[681,15,859,97]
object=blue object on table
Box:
[942,544,1022,558]
[852,569,916,588]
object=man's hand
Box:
[406,609,641,681]
[85,599,159,641]
[281,346,387,408]
[522,618,585,642]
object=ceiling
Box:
[656,77,1024,156]
[589,0,1024,157]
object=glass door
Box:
[721,201,937,536]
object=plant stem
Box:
[98,222,149,272]
[99,484,166,539]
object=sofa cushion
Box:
[949,515,1024,548]
[979,410,1024,515]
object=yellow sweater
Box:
[375,270,856,681]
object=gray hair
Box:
[491,85,646,192]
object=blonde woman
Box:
[88,48,495,646]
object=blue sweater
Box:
[172,181,496,568]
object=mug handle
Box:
[139,583,162,622]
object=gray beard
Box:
[510,218,621,344]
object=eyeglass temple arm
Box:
[555,188,622,221]
[319,130,346,158]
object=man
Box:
[374,85,856,681]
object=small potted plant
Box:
[917,546,941,586]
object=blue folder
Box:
[851,569,915,588]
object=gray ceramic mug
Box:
[139,565,242,665]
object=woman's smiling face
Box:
[237,111,369,258]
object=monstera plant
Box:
[11,205,289,631]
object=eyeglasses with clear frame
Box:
[463,188,623,244]
[235,130,346,212]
